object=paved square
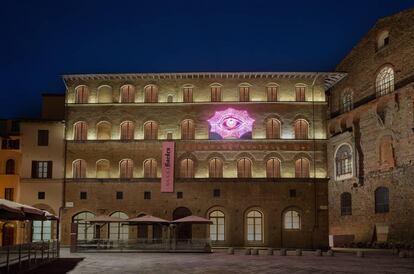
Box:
[44,249,414,274]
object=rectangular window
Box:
[38,192,45,200]
[177,192,183,199]
[37,130,49,146]
[144,191,151,200]
[116,191,123,200]
[32,161,52,178]
[183,87,193,103]
[211,86,221,102]
[32,220,52,242]
[213,189,221,198]
[295,86,306,101]
[1,139,20,149]
[80,192,87,200]
[239,87,250,102]
[267,86,278,101]
[4,188,14,201]
[289,189,296,198]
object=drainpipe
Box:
[311,74,319,249]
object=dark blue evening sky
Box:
[1,0,413,118]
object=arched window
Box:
[96,121,111,140]
[239,85,250,102]
[73,212,96,240]
[376,66,394,96]
[5,159,15,175]
[73,159,86,179]
[210,84,222,102]
[97,85,113,103]
[209,158,223,178]
[109,212,129,240]
[266,84,278,102]
[379,135,394,168]
[295,85,306,101]
[120,121,134,140]
[284,210,300,229]
[120,84,135,103]
[377,30,389,50]
[246,210,262,242]
[295,157,310,178]
[182,85,193,103]
[266,158,281,178]
[237,158,252,178]
[144,85,158,103]
[181,119,195,140]
[375,187,389,213]
[119,159,133,179]
[143,159,157,178]
[335,144,353,178]
[342,90,353,112]
[74,122,87,141]
[75,86,88,104]
[266,118,281,139]
[96,159,110,178]
[294,119,308,139]
[32,220,52,242]
[340,192,352,216]
[180,158,194,178]
[209,210,225,241]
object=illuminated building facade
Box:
[60,72,345,248]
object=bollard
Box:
[279,248,287,256]
[357,251,364,257]
[295,249,302,256]
[251,249,258,255]
[399,251,406,258]
[267,248,274,255]
[315,249,322,256]
[227,247,234,255]
[245,248,251,255]
[326,249,334,256]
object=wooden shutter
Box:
[32,161,38,178]
[47,161,53,178]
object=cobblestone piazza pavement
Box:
[33,248,414,274]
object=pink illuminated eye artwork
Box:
[208,108,255,139]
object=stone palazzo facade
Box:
[60,72,345,248]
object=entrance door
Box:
[2,223,15,246]
[173,207,192,240]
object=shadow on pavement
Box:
[27,258,84,274]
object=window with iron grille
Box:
[376,67,394,97]
[177,192,183,199]
[80,192,87,200]
[340,192,352,216]
[144,191,151,200]
[116,191,123,200]
[335,144,353,177]
[342,91,353,113]
[38,192,45,200]
[213,189,221,197]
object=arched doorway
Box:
[2,223,15,246]
[137,213,149,240]
[173,207,192,240]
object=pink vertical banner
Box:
[161,142,175,192]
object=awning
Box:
[128,215,170,225]
[171,215,213,224]
[43,210,59,220]
[0,199,46,220]
[84,215,128,223]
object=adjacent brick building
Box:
[327,8,414,246]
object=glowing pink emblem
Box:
[208,108,255,139]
